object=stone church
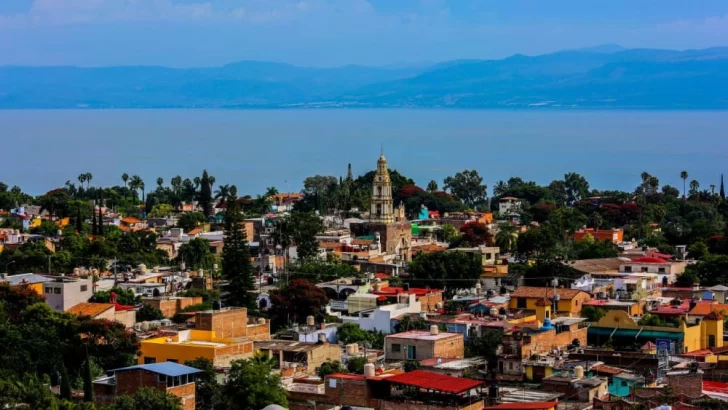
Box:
[349,153,412,263]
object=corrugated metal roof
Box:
[113,362,202,377]
[386,370,482,394]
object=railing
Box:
[330,300,349,310]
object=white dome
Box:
[261,405,287,410]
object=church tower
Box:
[370,153,395,224]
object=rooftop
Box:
[1,272,53,286]
[511,286,587,300]
[112,362,202,377]
[486,402,559,410]
[254,340,323,353]
[570,258,627,274]
[386,370,482,394]
[66,303,115,317]
[385,330,461,341]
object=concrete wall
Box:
[143,297,204,318]
[385,333,464,361]
[195,308,248,338]
[43,278,93,311]
[114,310,136,328]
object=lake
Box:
[2,109,727,196]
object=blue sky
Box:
[1,0,727,67]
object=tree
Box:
[404,360,422,372]
[136,304,164,321]
[721,174,725,200]
[289,212,324,260]
[214,184,233,205]
[675,271,700,287]
[454,221,494,247]
[495,224,518,254]
[689,180,700,199]
[222,192,256,309]
[564,172,590,204]
[581,306,606,322]
[347,357,368,374]
[177,212,206,232]
[337,322,371,345]
[443,169,487,209]
[184,357,220,410]
[395,315,429,332]
[406,251,482,297]
[265,187,279,197]
[465,331,502,373]
[82,347,94,403]
[104,387,182,410]
[317,360,344,379]
[176,238,215,271]
[220,354,288,410]
[681,170,689,199]
[270,279,328,325]
[199,170,213,218]
[148,204,174,218]
[426,180,439,193]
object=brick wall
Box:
[419,292,444,312]
[246,322,271,340]
[143,297,203,318]
[666,372,703,397]
[213,340,254,367]
[324,377,379,408]
[195,308,248,338]
[386,334,464,361]
[522,326,587,358]
[433,334,465,359]
[115,369,166,397]
[307,343,343,375]
[168,382,196,410]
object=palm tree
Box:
[129,175,143,202]
[193,177,201,189]
[78,174,87,190]
[121,173,129,188]
[208,175,216,190]
[171,175,182,194]
[493,180,507,197]
[495,224,518,254]
[85,173,93,189]
[689,180,700,199]
[265,186,279,198]
[214,184,232,204]
[157,177,164,188]
[680,170,688,199]
[710,184,716,196]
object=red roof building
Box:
[485,402,559,410]
[386,370,482,394]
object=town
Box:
[2,154,728,410]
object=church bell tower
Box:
[370,153,395,224]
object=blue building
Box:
[608,372,645,397]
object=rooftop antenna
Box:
[381,143,384,156]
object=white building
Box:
[42,276,93,311]
[341,294,421,334]
[499,197,522,216]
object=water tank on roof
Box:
[363,363,375,377]
[430,325,439,335]
[490,308,499,317]
[574,365,585,379]
[540,318,555,331]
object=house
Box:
[254,339,341,377]
[419,357,486,378]
[138,308,270,367]
[287,369,484,410]
[341,293,423,334]
[583,299,645,316]
[708,285,728,303]
[509,286,591,316]
[41,275,93,311]
[1,272,52,295]
[608,372,645,397]
[620,257,687,285]
[120,216,146,232]
[574,228,624,244]
[66,302,136,328]
[499,197,522,216]
[93,362,201,410]
[542,373,608,402]
[275,322,340,344]
[587,309,724,353]
[384,327,464,361]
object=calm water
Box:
[2,109,728,196]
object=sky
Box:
[1,0,727,67]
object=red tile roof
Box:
[121,216,142,224]
[374,286,440,297]
[485,402,558,410]
[688,302,728,316]
[632,257,669,264]
[703,381,728,394]
[386,370,482,394]
[66,303,114,317]
[592,364,626,376]
[328,373,366,381]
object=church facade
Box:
[349,153,412,263]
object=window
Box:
[407,345,417,360]
[517,298,527,309]
[509,362,514,370]
[709,335,716,349]
[53,288,61,294]
[658,268,666,273]
[80,285,88,292]
[621,380,628,387]
[642,267,648,272]
[623,266,632,272]
[45,287,52,294]
[392,344,401,352]
[144,357,156,364]
[158,374,167,383]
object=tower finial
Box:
[381,142,384,156]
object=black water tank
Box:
[489,384,499,399]
[403,283,410,291]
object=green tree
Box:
[404,360,422,372]
[184,357,220,410]
[426,180,439,193]
[688,241,709,260]
[495,224,518,253]
[689,180,701,199]
[443,169,488,209]
[222,191,255,309]
[148,204,174,218]
[406,251,482,297]
[103,387,182,410]
[220,355,288,410]
[176,238,215,271]
[564,172,590,204]
[440,224,460,244]
[317,360,345,379]
[270,279,328,325]
[346,357,368,374]
[681,170,689,199]
[136,304,164,321]
[199,170,213,218]
[581,306,607,322]
[177,212,206,232]
[465,331,502,373]
[289,212,324,260]
[337,322,371,345]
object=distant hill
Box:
[1,46,727,109]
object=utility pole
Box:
[113,258,118,286]
[48,255,51,274]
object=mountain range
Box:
[1,45,727,109]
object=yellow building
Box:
[588,310,723,353]
[510,287,591,316]
[139,329,254,367]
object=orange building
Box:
[574,228,624,244]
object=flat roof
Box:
[386,370,482,394]
[486,402,559,410]
[254,340,322,352]
[385,330,461,341]
[112,362,202,377]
